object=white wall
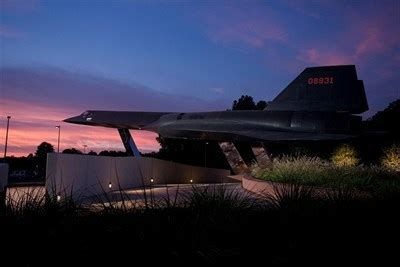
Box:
[0,163,9,191]
[46,153,231,200]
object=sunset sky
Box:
[1,0,399,157]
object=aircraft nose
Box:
[63,115,83,123]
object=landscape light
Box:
[108,182,112,189]
[150,178,154,183]
[56,194,61,202]
[190,179,193,183]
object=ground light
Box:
[108,182,112,189]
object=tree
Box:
[87,151,98,156]
[35,142,54,178]
[62,148,83,154]
[98,150,127,157]
[232,95,256,110]
[232,95,268,110]
[364,99,400,135]
[256,100,268,110]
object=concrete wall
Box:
[0,163,9,192]
[46,153,231,199]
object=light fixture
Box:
[190,179,193,183]
[150,178,154,183]
[56,194,61,202]
[108,182,112,189]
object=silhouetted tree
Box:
[232,95,268,110]
[232,95,257,110]
[62,148,83,154]
[35,142,54,178]
[87,151,98,156]
[256,100,268,110]
[364,99,400,136]
[98,150,127,157]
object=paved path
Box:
[88,183,263,209]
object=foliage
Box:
[381,144,400,172]
[231,94,268,110]
[34,142,54,178]
[35,142,54,158]
[98,150,128,157]
[62,148,83,154]
[251,155,400,195]
[331,144,360,167]
[1,182,398,265]
[256,100,268,110]
[364,98,400,135]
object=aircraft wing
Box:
[230,130,353,141]
[63,110,172,129]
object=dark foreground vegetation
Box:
[0,185,399,266]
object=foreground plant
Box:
[251,155,400,195]
[331,144,360,167]
[381,144,400,172]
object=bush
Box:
[331,144,360,167]
[251,155,400,195]
[381,144,400,172]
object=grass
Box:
[0,181,399,265]
[251,155,400,195]
[1,153,400,267]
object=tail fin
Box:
[265,65,368,114]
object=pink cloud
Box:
[203,5,287,49]
[339,2,400,60]
[296,48,353,66]
[0,98,160,157]
[354,22,399,58]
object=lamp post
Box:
[204,141,208,168]
[4,116,11,159]
[55,125,61,153]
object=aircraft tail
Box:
[265,65,368,114]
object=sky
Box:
[0,0,399,157]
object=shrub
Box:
[250,155,400,195]
[331,144,360,167]
[381,144,400,172]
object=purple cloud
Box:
[1,65,228,114]
[202,4,287,49]
[0,24,25,38]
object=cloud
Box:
[0,0,39,11]
[0,24,25,38]
[0,65,226,156]
[211,87,224,94]
[0,66,225,112]
[296,48,353,66]
[202,5,287,49]
[0,98,160,157]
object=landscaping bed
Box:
[250,155,400,197]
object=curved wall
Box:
[46,153,232,199]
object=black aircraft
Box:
[64,65,368,172]
[64,65,368,142]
